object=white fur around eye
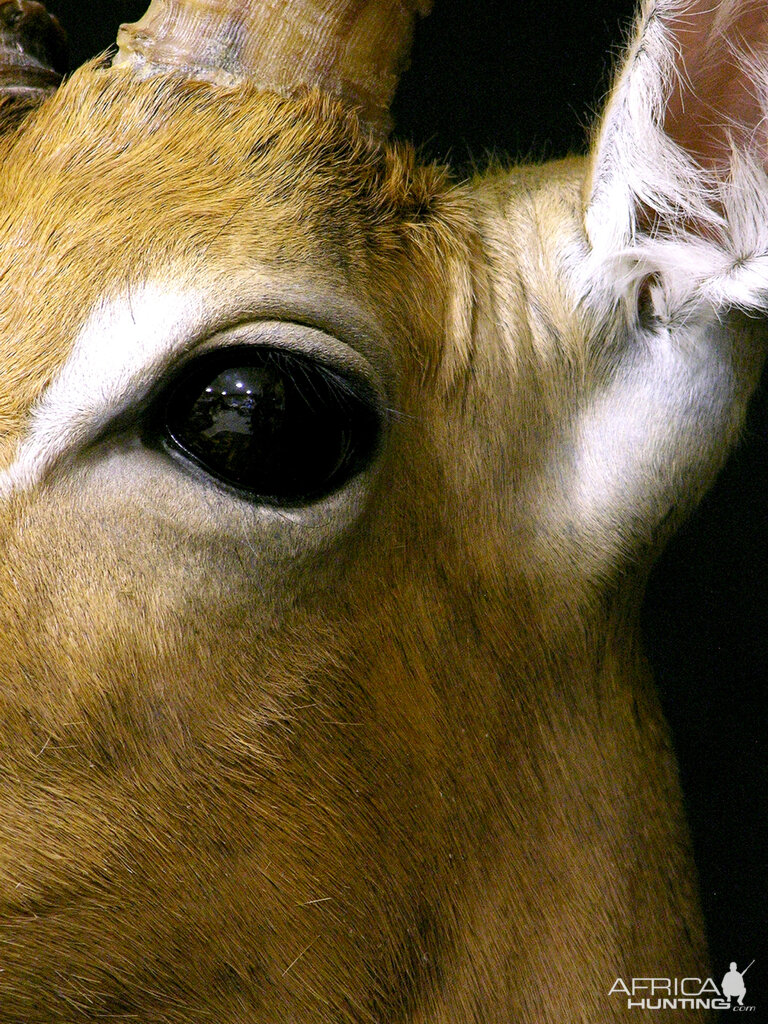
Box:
[0,284,206,496]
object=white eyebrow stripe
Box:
[0,284,207,496]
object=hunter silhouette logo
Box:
[721,961,754,1008]
[609,960,757,1011]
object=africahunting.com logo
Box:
[609,960,756,1012]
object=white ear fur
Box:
[585,0,768,316]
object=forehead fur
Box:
[0,62,468,452]
[2,61,452,247]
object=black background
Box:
[40,0,767,1005]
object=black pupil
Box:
[161,346,380,503]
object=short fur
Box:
[0,2,766,1020]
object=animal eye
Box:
[152,345,381,504]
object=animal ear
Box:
[0,0,67,132]
[585,0,768,313]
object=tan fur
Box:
[0,46,725,1024]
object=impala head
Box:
[0,0,766,1020]
[0,3,503,1019]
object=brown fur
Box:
[0,59,715,1024]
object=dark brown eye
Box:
[153,346,381,504]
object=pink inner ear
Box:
[663,1,768,173]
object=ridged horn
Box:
[114,0,432,135]
[0,0,66,100]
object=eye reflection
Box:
[157,346,380,504]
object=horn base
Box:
[114,0,432,137]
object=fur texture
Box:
[0,2,766,1020]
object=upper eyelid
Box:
[187,319,387,398]
[150,341,383,417]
